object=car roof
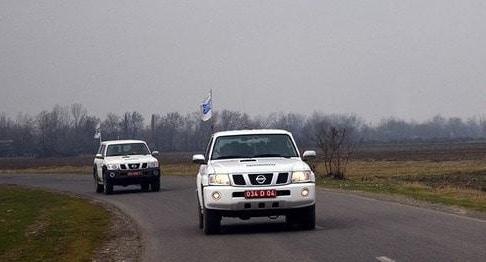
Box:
[212,129,292,138]
[100,140,147,146]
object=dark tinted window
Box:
[211,134,298,160]
[106,143,150,157]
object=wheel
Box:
[103,173,113,195]
[94,169,104,193]
[203,209,221,235]
[198,204,203,229]
[141,183,150,192]
[151,179,160,192]
[300,205,316,230]
[285,213,298,228]
[286,205,315,230]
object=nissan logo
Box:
[256,175,266,184]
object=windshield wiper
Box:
[252,154,291,158]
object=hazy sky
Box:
[1,0,485,122]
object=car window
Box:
[106,143,150,157]
[211,134,298,160]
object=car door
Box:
[95,144,105,179]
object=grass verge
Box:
[0,185,110,262]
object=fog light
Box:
[211,191,221,200]
[109,172,116,178]
[301,188,309,197]
[153,170,159,176]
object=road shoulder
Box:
[317,185,486,221]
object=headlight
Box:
[291,170,314,183]
[147,161,159,168]
[106,163,120,170]
[208,174,230,186]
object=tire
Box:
[141,183,150,192]
[285,213,298,227]
[151,179,160,192]
[198,204,203,229]
[203,209,221,235]
[94,169,104,193]
[286,205,316,230]
[103,172,113,195]
[300,204,316,230]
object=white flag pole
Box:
[210,89,214,132]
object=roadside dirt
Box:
[91,199,143,262]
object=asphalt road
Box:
[1,174,485,262]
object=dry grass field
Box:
[315,160,486,212]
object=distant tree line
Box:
[1,104,486,157]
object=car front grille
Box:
[248,173,273,185]
[128,163,140,169]
[119,163,149,170]
[231,172,290,186]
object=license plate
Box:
[128,171,141,176]
[244,189,277,199]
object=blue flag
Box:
[201,91,212,121]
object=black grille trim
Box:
[276,173,289,184]
[232,175,246,185]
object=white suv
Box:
[93,140,161,194]
[193,129,316,234]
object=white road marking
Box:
[376,256,396,262]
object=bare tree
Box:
[101,113,121,140]
[308,113,360,180]
[120,112,145,139]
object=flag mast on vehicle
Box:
[201,89,214,131]
[94,125,102,144]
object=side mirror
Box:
[302,150,316,160]
[95,154,104,159]
[151,151,159,157]
[192,154,206,164]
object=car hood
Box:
[208,158,310,174]
[104,155,157,164]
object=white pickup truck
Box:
[193,129,316,234]
[93,140,161,194]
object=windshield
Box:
[211,134,298,160]
[106,143,150,157]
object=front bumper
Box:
[105,168,160,186]
[203,183,315,213]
